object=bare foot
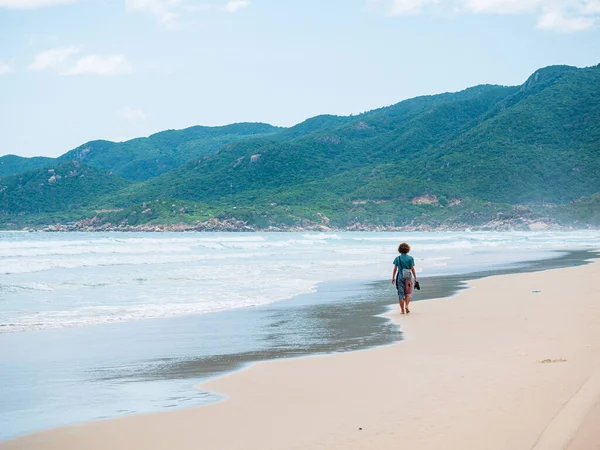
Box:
[400,310,405,315]
[406,308,410,314]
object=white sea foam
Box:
[302,233,341,240]
[1,231,598,333]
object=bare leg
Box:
[406,296,411,313]
[399,299,406,314]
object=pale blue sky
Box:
[1,0,599,157]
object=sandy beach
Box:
[4,260,600,450]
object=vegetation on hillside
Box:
[56,122,281,181]
[0,161,129,215]
[1,64,599,230]
[0,155,56,178]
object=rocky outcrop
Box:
[354,121,373,130]
[194,218,255,232]
[321,136,341,145]
[352,199,389,205]
[411,195,439,205]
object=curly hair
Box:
[398,242,411,254]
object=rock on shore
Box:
[28,216,574,233]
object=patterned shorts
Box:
[396,277,413,300]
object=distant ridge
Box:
[56,122,281,181]
[0,155,56,178]
[1,64,599,230]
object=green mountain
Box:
[56,123,280,181]
[1,123,280,182]
[0,155,56,178]
[0,161,129,215]
[132,84,520,202]
[420,65,599,204]
[1,64,599,230]
[129,65,598,202]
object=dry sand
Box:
[4,261,600,450]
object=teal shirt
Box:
[393,254,415,270]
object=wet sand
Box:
[113,250,598,383]
[3,253,600,449]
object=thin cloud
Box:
[0,60,14,74]
[465,0,542,14]
[0,0,75,8]
[382,0,599,32]
[127,0,251,27]
[125,0,181,28]
[29,46,80,71]
[29,48,133,76]
[389,0,439,15]
[537,9,596,32]
[64,55,133,76]
[116,106,148,121]
[581,0,600,14]
[224,0,249,12]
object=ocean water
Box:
[2,231,599,334]
[1,231,599,440]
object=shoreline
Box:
[3,252,600,449]
[7,221,596,232]
[6,218,600,234]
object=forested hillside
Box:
[57,123,281,180]
[0,155,56,178]
[1,64,598,230]
[0,161,129,215]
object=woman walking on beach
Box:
[392,242,417,314]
